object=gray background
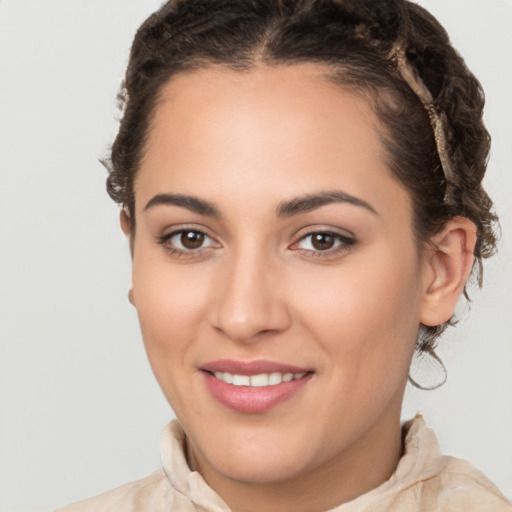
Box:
[0,1,511,510]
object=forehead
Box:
[135,63,412,224]
[148,63,380,159]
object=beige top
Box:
[56,415,511,511]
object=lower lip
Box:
[202,371,313,413]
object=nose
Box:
[209,249,292,343]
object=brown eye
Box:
[294,230,355,256]
[159,229,217,254]
[180,230,205,249]
[311,233,335,250]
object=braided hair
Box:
[105,0,499,380]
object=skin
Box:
[122,64,476,512]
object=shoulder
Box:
[355,415,512,512]
[408,416,511,510]
[357,455,512,512]
[54,470,195,512]
[424,455,512,511]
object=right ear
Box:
[120,209,135,256]
[120,208,131,236]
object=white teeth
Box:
[250,374,269,387]
[212,371,308,387]
[232,375,250,386]
[268,372,282,385]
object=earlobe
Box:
[128,288,136,307]
[420,217,477,327]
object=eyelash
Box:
[156,228,355,258]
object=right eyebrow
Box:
[143,193,221,217]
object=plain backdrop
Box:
[0,1,511,510]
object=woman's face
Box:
[130,64,428,486]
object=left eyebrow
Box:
[276,190,378,218]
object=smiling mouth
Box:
[200,361,314,413]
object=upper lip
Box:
[201,359,313,376]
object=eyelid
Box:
[159,223,217,239]
[291,224,355,242]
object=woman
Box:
[55,0,510,510]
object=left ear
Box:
[420,217,477,327]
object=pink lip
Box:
[200,359,314,414]
[201,359,312,376]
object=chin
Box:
[191,418,318,485]
[211,450,308,485]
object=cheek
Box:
[131,250,211,379]
[292,245,422,381]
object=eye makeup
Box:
[155,225,356,260]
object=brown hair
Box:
[104,0,498,373]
